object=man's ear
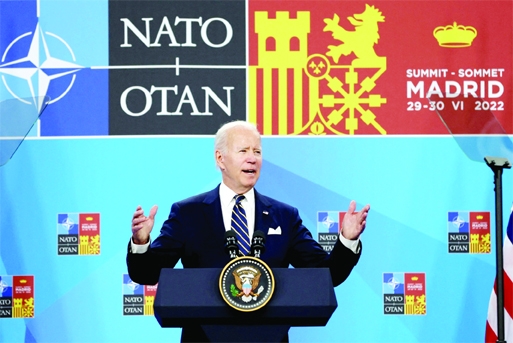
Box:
[215,150,225,170]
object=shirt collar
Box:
[220,182,255,205]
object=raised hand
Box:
[131,205,158,244]
[340,200,370,240]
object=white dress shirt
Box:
[219,182,255,237]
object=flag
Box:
[485,206,513,342]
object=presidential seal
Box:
[219,256,274,312]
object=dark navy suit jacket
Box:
[127,185,361,342]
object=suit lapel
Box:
[202,185,226,240]
[254,189,277,235]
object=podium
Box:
[154,268,338,342]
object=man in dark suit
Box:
[127,120,370,342]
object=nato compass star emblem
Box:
[386,276,401,291]
[0,22,83,114]
[126,280,140,292]
[0,280,8,294]
[451,216,465,230]
[321,214,336,231]
[61,216,75,233]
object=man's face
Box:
[216,126,262,194]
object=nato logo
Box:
[0,276,13,318]
[448,211,470,253]
[317,211,344,252]
[448,211,490,254]
[383,272,426,315]
[57,213,101,255]
[0,275,35,318]
[0,0,108,137]
[122,274,157,316]
[57,213,79,255]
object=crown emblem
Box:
[411,276,418,281]
[433,22,477,48]
[476,215,483,220]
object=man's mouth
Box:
[243,169,256,175]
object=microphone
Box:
[251,230,266,258]
[224,230,239,259]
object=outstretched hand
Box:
[131,205,158,245]
[340,200,370,240]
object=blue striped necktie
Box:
[231,195,250,255]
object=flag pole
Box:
[485,156,511,343]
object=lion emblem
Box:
[323,4,385,66]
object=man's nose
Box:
[246,151,257,162]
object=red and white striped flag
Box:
[485,206,513,342]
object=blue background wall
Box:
[1,137,511,342]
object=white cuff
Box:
[339,234,360,254]
[131,239,150,254]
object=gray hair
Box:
[214,120,260,155]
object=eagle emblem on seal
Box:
[220,256,274,311]
[231,266,265,303]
